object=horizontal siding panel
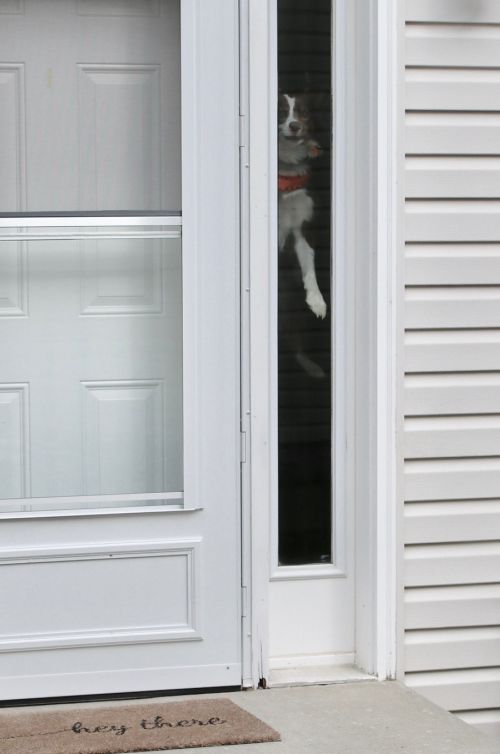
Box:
[406,25,500,69]
[406,287,500,329]
[407,68,500,111]
[405,373,500,415]
[405,584,500,629]
[405,668,500,711]
[405,415,500,458]
[406,0,500,24]
[406,201,500,243]
[405,500,500,543]
[405,457,500,501]
[406,246,500,286]
[405,627,500,672]
[407,114,500,155]
[405,541,500,586]
[406,330,500,373]
[406,157,500,199]
[404,4,500,734]
[455,710,500,739]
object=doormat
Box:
[0,698,281,754]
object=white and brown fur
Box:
[278,93,327,320]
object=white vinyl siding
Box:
[403,0,500,741]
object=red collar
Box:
[278,173,310,193]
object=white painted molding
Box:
[0,538,203,652]
[269,652,356,669]
[241,0,276,688]
[270,564,346,582]
[340,0,400,683]
[244,0,401,685]
[374,0,402,681]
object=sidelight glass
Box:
[0,225,183,513]
[277,0,333,565]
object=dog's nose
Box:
[289,120,301,133]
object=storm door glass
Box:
[0,0,183,514]
[277,0,333,564]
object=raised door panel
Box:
[78,65,161,211]
[0,242,28,317]
[0,541,200,650]
[80,239,163,316]
[0,65,25,212]
[82,380,166,495]
[0,385,29,499]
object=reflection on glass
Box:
[0,0,180,213]
[278,0,332,565]
[0,230,183,513]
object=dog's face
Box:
[278,93,312,141]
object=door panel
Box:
[78,65,162,210]
[0,243,27,316]
[81,238,164,316]
[0,65,25,212]
[0,0,181,212]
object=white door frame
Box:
[241,0,402,685]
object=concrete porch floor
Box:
[32,681,499,753]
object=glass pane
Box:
[277,0,332,565]
[0,0,180,213]
[0,226,183,513]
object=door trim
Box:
[241,0,400,686]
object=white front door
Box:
[0,0,241,700]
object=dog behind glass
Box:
[278,92,327,320]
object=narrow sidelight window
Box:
[277,0,333,565]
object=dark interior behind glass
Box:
[278,0,332,565]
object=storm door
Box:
[0,0,241,699]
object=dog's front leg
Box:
[292,230,327,319]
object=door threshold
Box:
[268,664,375,688]
[0,686,242,709]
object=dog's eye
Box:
[278,106,288,121]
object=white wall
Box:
[402,0,500,741]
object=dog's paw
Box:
[295,352,326,379]
[306,291,327,319]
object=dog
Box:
[278,92,327,320]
